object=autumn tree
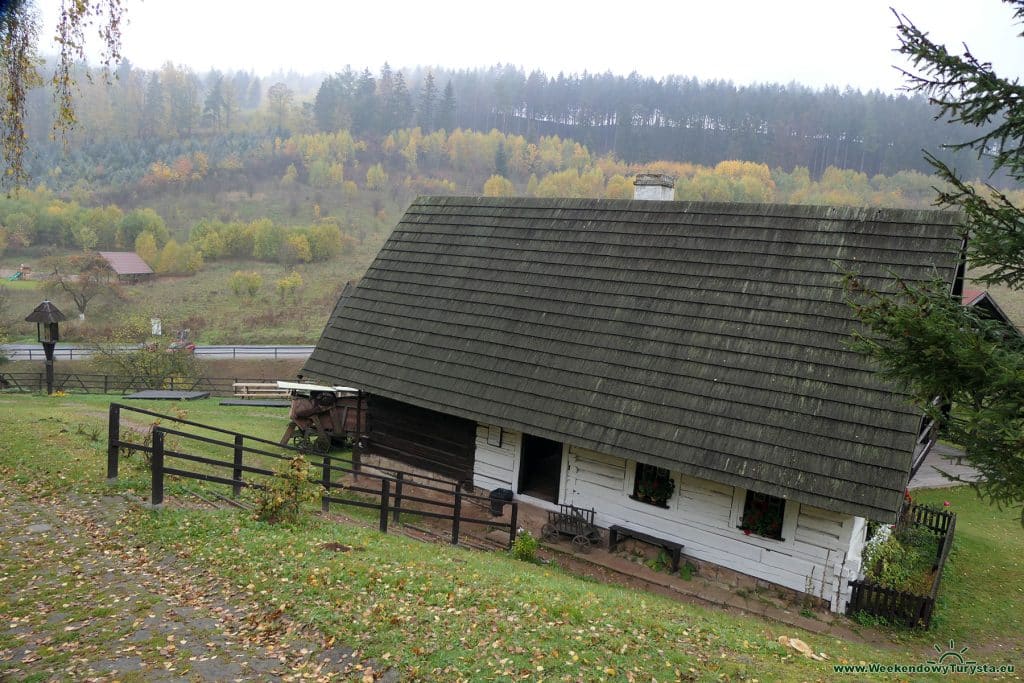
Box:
[281,233,312,264]
[252,219,285,260]
[229,270,262,298]
[134,231,158,266]
[276,271,303,303]
[483,174,515,197]
[119,208,169,249]
[43,253,117,319]
[366,163,388,191]
[307,223,341,260]
[0,0,124,188]
[846,2,1024,522]
[163,62,201,136]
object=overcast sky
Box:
[39,0,1024,93]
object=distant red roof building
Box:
[962,289,986,306]
[98,251,154,282]
[962,288,1016,330]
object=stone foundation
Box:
[612,538,829,611]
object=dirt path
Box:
[0,484,391,681]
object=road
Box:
[0,343,314,361]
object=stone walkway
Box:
[0,484,391,681]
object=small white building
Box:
[304,186,963,612]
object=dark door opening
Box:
[518,434,563,503]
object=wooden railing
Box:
[106,403,518,548]
[845,503,956,628]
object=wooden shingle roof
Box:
[305,197,964,521]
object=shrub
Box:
[92,344,202,390]
[862,524,939,594]
[119,422,157,471]
[511,529,539,563]
[229,270,262,298]
[276,271,303,303]
[251,455,322,525]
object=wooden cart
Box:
[541,504,601,552]
[278,381,361,452]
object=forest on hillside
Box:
[1,58,1020,344]
[3,59,1019,277]
[23,61,1000,190]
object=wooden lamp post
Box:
[25,300,67,395]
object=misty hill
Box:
[22,61,1000,193]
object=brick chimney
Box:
[633,173,676,201]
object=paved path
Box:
[0,484,384,681]
[909,443,981,489]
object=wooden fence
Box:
[845,502,957,628]
[106,403,518,548]
[2,372,284,397]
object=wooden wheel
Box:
[572,535,592,553]
[292,433,312,452]
[541,523,557,541]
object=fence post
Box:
[232,435,244,497]
[379,478,390,533]
[106,404,120,481]
[508,502,519,549]
[452,490,462,545]
[151,429,165,507]
[103,375,108,394]
[321,453,332,513]
[392,472,404,524]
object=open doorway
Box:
[517,434,563,503]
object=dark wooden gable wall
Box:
[304,197,963,521]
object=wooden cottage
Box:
[304,195,964,612]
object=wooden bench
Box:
[608,525,684,574]
[233,382,291,399]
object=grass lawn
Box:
[1,278,42,291]
[900,487,1024,656]
[1,393,1021,680]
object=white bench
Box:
[232,382,291,399]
